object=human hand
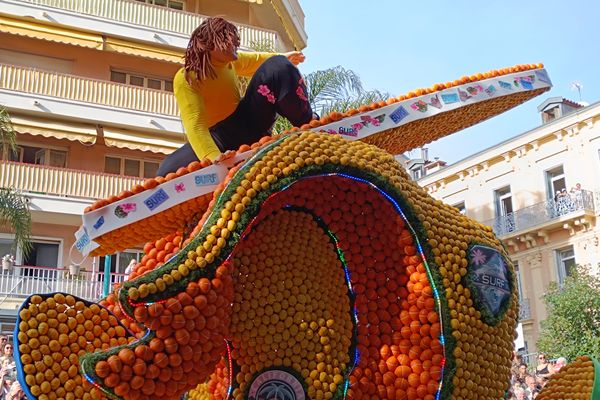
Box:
[213,150,236,164]
[283,51,305,65]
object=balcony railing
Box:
[1,161,144,200]
[519,298,532,321]
[483,190,595,237]
[1,63,179,116]
[0,265,126,303]
[20,0,278,49]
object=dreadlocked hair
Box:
[184,17,240,83]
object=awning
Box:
[102,127,184,154]
[0,15,103,50]
[103,37,183,64]
[11,115,97,144]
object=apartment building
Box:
[0,0,307,334]
[418,97,600,353]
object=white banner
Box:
[74,69,552,257]
[317,68,552,140]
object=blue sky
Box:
[299,0,599,163]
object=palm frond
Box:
[0,186,32,259]
[0,107,17,160]
[305,66,365,109]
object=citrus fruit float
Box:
[537,356,600,400]
[14,65,553,400]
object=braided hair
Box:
[184,17,240,84]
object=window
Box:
[410,166,423,180]
[2,145,67,168]
[99,249,142,275]
[542,106,559,123]
[110,70,174,92]
[555,246,576,284]
[495,186,513,217]
[104,156,160,178]
[21,239,61,277]
[546,166,566,200]
[452,202,466,215]
[494,186,515,234]
[0,238,15,262]
[514,261,523,300]
[135,0,185,10]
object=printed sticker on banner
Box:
[389,106,409,124]
[114,203,136,219]
[93,216,105,230]
[74,227,99,255]
[535,70,551,84]
[485,85,497,97]
[466,85,483,96]
[518,76,534,90]
[458,88,471,102]
[332,126,358,137]
[428,94,442,109]
[195,173,218,186]
[498,81,512,90]
[175,183,186,193]
[410,100,428,113]
[441,93,459,104]
[144,188,169,211]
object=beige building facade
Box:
[418,98,600,353]
[0,0,307,334]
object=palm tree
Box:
[273,65,388,133]
[0,107,32,259]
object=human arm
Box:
[173,69,221,161]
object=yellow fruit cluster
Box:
[16,293,131,400]
[229,209,353,400]
[537,356,597,400]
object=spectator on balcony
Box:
[157,17,315,176]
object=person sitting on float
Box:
[157,17,314,176]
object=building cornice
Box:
[420,102,600,189]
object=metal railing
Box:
[20,0,278,49]
[483,190,595,236]
[0,264,126,302]
[1,161,144,200]
[519,298,532,321]
[0,63,179,116]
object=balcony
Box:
[519,298,532,321]
[1,161,144,200]
[483,190,596,237]
[1,63,179,117]
[0,264,125,303]
[13,0,279,50]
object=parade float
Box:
[12,64,570,400]
[537,356,600,400]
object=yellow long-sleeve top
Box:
[174,51,277,161]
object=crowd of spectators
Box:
[509,352,567,399]
[553,183,585,216]
[0,335,24,400]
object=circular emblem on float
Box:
[247,369,305,400]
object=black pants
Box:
[157,55,312,176]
